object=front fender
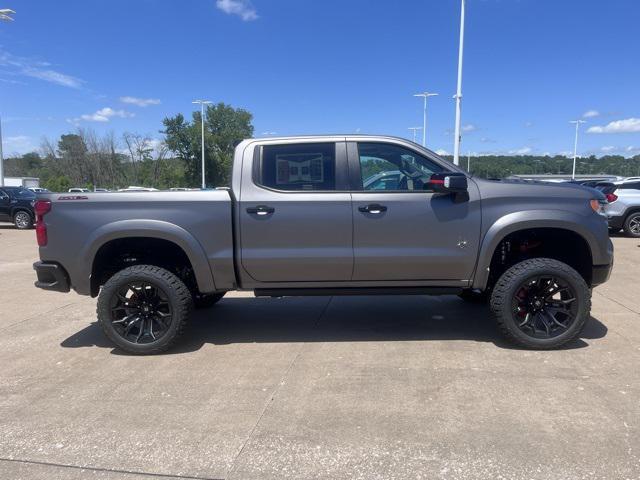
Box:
[471,210,604,290]
[78,219,216,295]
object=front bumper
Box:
[33,261,71,293]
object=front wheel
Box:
[489,258,591,349]
[97,265,193,354]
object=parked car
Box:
[597,181,640,237]
[28,187,51,194]
[0,186,36,229]
[33,135,613,354]
[117,186,159,192]
[68,188,91,193]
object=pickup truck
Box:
[32,135,614,354]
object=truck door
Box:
[349,141,481,283]
[239,140,353,282]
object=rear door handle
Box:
[246,205,275,215]
[358,203,387,214]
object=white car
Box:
[68,188,91,193]
[117,186,159,192]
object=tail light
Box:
[605,193,618,203]
[34,200,51,246]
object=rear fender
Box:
[79,219,216,295]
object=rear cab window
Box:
[257,143,337,191]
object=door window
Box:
[258,143,336,191]
[358,142,444,192]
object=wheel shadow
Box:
[60,295,608,355]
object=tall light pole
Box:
[408,126,423,143]
[192,100,212,189]
[569,119,586,179]
[452,0,466,166]
[413,92,438,147]
[0,115,4,187]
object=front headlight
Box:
[590,199,607,216]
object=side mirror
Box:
[427,172,468,194]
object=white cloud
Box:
[627,146,638,152]
[216,0,258,21]
[583,110,600,118]
[119,96,161,107]
[587,118,640,134]
[68,107,135,124]
[0,49,83,88]
[524,121,534,128]
[601,146,616,152]
[3,135,35,153]
[462,124,477,133]
[435,149,450,156]
[508,147,532,155]
[261,131,278,136]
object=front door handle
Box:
[246,205,275,215]
[358,203,387,214]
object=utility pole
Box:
[408,127,423,143]
[413,92,438,147]
[467,151,471,172]
[569,119,586,180]
[452,0,466,165]
[192,100,212,189]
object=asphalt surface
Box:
[0,224,638,480]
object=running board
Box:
[254,287,463,297]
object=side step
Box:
[254,287,463,297]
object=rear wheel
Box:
[97,265,193,354]
[623,212,640,238]
[490,258,590,349]
[13,211,33,229]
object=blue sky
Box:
[0,0,638,158]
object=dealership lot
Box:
[0,224,638,480]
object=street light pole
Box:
[453,0,466,166]
[0,115,4,187]
[408,127,423,143]
[569,119,586,180]
[192,100,212,189]
[413,92,438,147]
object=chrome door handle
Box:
[246,205,275,215]
[358,204,387,214]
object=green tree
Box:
[162,103,254,187]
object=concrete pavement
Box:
[0,224,638,479]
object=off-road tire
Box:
[623,212,640,238]
[490,258,591,349]
[97,265,193,354]
[194,292,225,309]
[13,210,33,229]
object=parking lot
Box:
[0,224,638,480]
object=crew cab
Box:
[33,135,614,354]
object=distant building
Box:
[3,177,40,188]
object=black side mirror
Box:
[427,172,468,194]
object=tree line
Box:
[3,102,640,191]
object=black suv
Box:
[0,186,36,229]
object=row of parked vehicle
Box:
[566,178,640,237]
[3,177,639,236]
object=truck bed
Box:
[38,190,235,295]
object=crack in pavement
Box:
[0,457,224,480]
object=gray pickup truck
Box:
[33,135,614,354]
